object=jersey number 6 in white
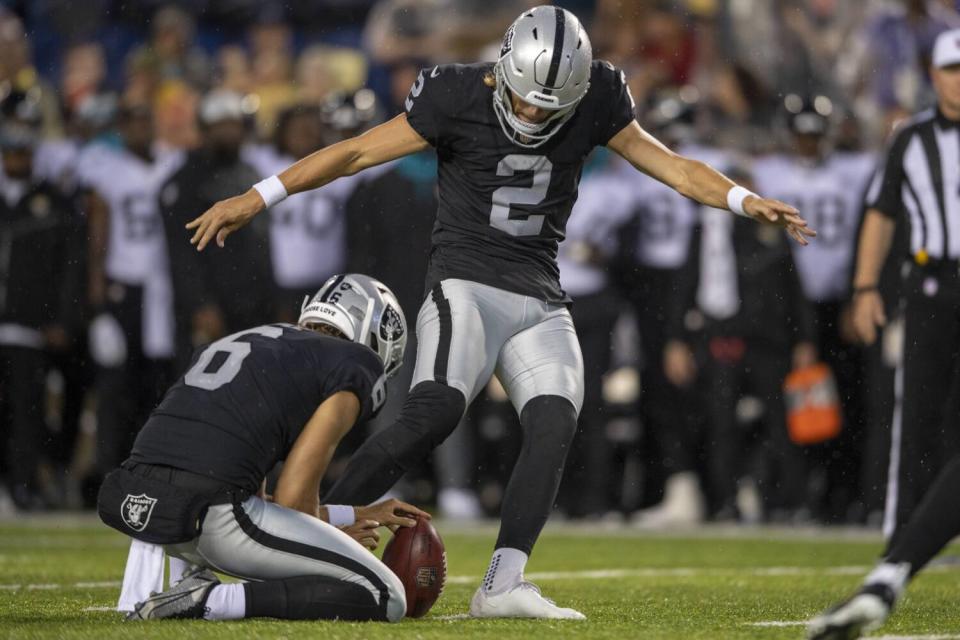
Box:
[185,326,284,390]
[489,154,553,237]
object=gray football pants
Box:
[412,279,585,415]
[164,495,406,622]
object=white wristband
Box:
[252,175,288,208]
[726,185,757,218]
[326,504,356,527]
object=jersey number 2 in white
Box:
[185,326,284,390]
[489,154,553,237]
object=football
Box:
[380,517,446,618]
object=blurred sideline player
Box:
[663,168,817,521]
[624,90,725,526]
[187,6,813,618]
[100,274,424,622]
[555,148,633,518]
[161,90,275,368]
[0,119,76,509]
[752,96,876,522]
[81,102,184,490]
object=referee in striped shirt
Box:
[808,28,960,640]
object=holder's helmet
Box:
[298,274,407,378]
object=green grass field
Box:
[2,517,960,639]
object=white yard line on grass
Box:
[2,562,957,592]
[0,566,891,591]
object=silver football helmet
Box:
[298,274,407,377]
[493,6,593,148]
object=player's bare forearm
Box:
[851,209,896,344]
[607,121,814,244]
[674,158,738,208]
[280,114,429,193]
[187,114,428,250]
[606,121,727,203]
[853,209,896,289]
[273,391,359,518]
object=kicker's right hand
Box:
[186,189,265,251]
[851,290,886,345]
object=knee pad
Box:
[374,381,466,470]
[520,395,578,447]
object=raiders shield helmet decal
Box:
[379,306,404,342]
[121,493,158,532]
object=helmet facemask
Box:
[491,6,592,148]
[492,60,581,148]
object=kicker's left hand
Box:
[744,196,816,246]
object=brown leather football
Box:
[381,517,447,618]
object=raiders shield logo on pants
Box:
[121,493,158,532]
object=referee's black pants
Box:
[886,263,960,542]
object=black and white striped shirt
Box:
[867,108,960,259]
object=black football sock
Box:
[244,575,385,620]
[495,395,578,555]
[323,381,465,505]
[882,454,960,579]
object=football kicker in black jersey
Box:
[404,61,635,303]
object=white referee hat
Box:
[933,28,960,69]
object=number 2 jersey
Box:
[404,61,636,303]
[127,324,386,493]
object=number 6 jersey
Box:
[127,324,386,493]
[404,61,635,303]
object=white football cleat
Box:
[806,586,894,640]
[470,581,586,620]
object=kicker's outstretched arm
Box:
[187,114,430,250]
[606,120,816,245]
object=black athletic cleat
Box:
[126,568,220,621]
[806,582,896,640]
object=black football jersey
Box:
[404,61,636,303]
[128,324,386,492]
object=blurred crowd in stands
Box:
[0,0,955,527]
